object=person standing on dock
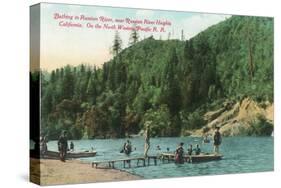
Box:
[194,144,201,155]
[187,144,193,155]
[144,122,151,158]
[58,130,68,162]
[213,127,222,154]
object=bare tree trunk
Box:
[246,22,254,82]
[248,37,254,81]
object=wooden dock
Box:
[92,156,158,169]
[91,153,222,169]
[160,152,223,163]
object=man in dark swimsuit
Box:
[213,127,222,154]
[58,131,68,162]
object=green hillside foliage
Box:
[36,16,273,139]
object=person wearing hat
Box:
[213,126,222,154]
[58,130,68,162]
[175,142,184,164]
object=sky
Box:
[37,3,231,71]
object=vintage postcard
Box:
[30,3,274,186]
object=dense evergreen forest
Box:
[32,16,273,140]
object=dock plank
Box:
[160,153,223,163]
[91,156,159,169]
[92,157,146,168]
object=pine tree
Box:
[245,18,255,82]
[80,64,85,75]
[167,32,171,40]
[111,31,122,56]
[86,75,97,105]
[108,60,117,90]
[163,48,181,116]
[129,26,139,45]
[50,70,56,83]
[181,29,185,41]
[61,65,75,100]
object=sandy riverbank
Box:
[30,158,141,186]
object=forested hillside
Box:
[35,15,273,139]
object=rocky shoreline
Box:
[189,98,274,137]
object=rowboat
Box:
[160,152,223,163]
[30,150,97,159]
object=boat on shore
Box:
[31,150,97,159]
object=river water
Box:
[46,136,273,179]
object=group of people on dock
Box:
[175,127,222,164]
[175,143,202,164]
[119,126,222,165]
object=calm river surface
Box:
[47,136,273,178]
